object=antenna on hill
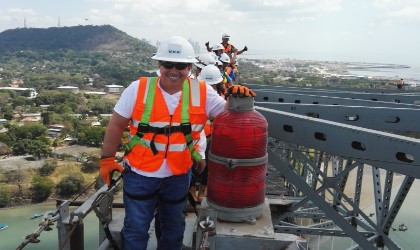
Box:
[24,17,27,28]
[58,16,61,27]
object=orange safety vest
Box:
[125,77,208,175]
[223,43,234,55]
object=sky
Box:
[1,0,420,66]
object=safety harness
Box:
[124,77,202,161]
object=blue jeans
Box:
[121,167,191,250]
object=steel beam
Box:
[256,102,420,132]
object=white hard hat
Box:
[151,36,198,63]
[219,53,230,64]
[222,33,230,39]
[195,53,217,67]
[211,43,224,51]
[194,62,205,69]
[197,65,223,85]
[195,53,217,69]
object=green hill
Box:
[0,25,157,88]
[0,24,154,53]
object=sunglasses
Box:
[160,61,190,70]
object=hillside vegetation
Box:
[0,25,157,88]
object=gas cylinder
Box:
[207,94,268,223]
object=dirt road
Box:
[0,145,100,171]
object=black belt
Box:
[136,123,192,137]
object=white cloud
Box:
[1,0,420,64]
[371,0,420,20]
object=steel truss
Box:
[257,105,420,250]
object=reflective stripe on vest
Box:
[125,77,207,174]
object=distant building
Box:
[20,113,42,122]
[0,87,38,98]
[39,104,50,109]
[84,91,107,96]
[104,85,124,94]
[57,86,79,94]
[69,114,83,119]
[0,119,7,125]
[48,124,65,138]
[99,114,113,119]
[48,124,65,131]
[91,121,101,126]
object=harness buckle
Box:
[137,123,150,134]
[180,122,192,135]
[163,125,172,136]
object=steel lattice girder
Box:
[255,102,420,132]
[258,106,420,249]
[257,106,420,178]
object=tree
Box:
[56,174,84,197]
[0,184,11,208]
[0,91,12,107]
[38,160,58,176]
[88,98,116,115]
[0,134,14,147]
[31,175,54,203]
[77,126,106,147]
[1,106,13,120]
[81,155,99,173]
[12,139,51,158]
[12,139,32,155]
[28,140,52,159]
[4,166,25,197]
[11,124,47,140]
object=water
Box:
[0,203,100,250]
[1,181,419,249]
[311,179,420,250]
[346,66,420,82]
[241,50,420,82]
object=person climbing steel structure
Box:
[99,35,255,250]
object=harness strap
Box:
[125,77,202,161]
[124,188,158,200]
[124,77,157,155]
[102,222,120,250]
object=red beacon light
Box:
[207,93,268,223]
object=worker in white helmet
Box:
[208,43,224,60]
[99,36,255,250]
[191,65,226,204]
[198,64,226,95]
[192,53,217,79]
[205,33,248,64]
[218,53,234,88]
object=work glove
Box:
[225,85,256,99]
[100,157,124,186]
[243,46,248,52]
[205,41,210,47]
